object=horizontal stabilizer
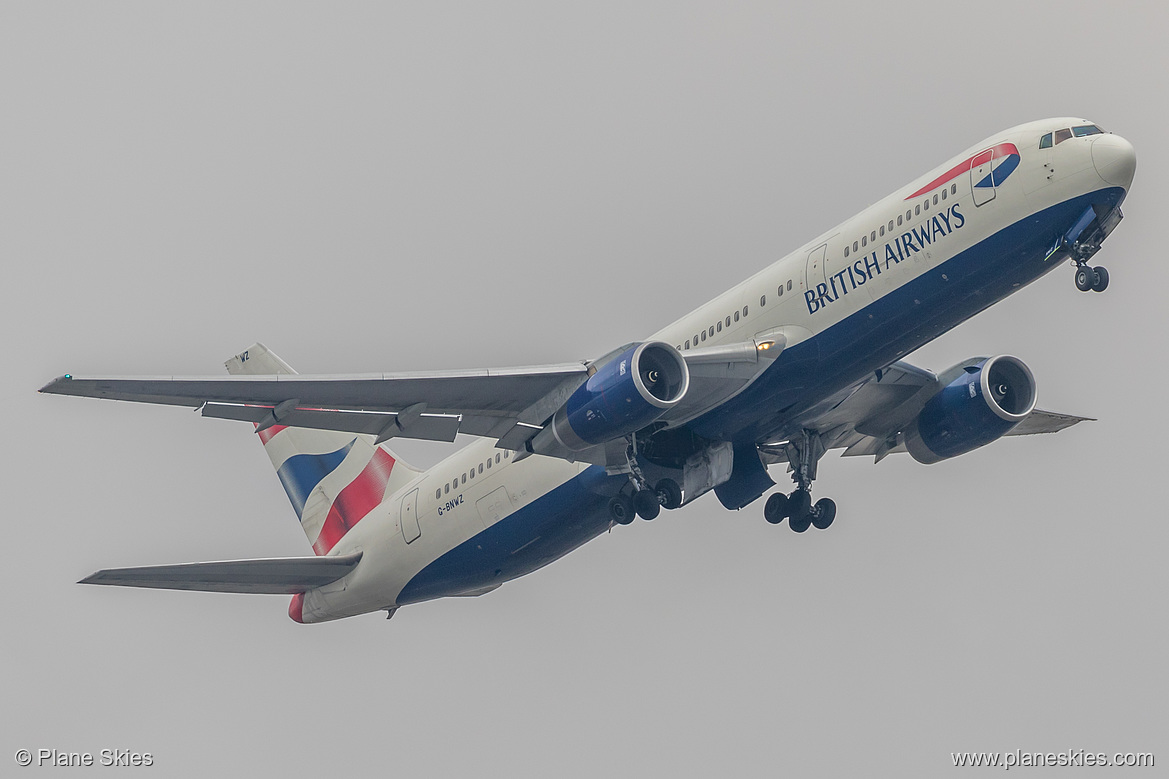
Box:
[79,552,362,594]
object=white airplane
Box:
[41,117,1135,623]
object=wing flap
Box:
[79,553,362,594]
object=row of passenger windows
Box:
[1039,124,1103,148]
[843,183,959,258]
[673,278,794,351]
[436,450,510,498]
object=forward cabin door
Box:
[970,148,997,207]
[805,243,827,292]
[400,488,420,544]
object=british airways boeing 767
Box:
[41,118,1136,623]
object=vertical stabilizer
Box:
[227,343,422,555]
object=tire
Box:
[1091,266,1109,292]
[789,511,812,533]
[654,479,683,510]
[1075,266,1094,292]
[811,498,836,530]
[788,490,812,533]
[764,492,788,524]
[632,489,661,521]
[609,495,635,525]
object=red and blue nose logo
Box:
[906,142,1021,200]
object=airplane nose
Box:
[1091,133,1136,189]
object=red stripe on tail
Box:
[312,447,397,555]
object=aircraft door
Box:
[805,243,827,291]
[400,488,420,544]
[970,148,996,207]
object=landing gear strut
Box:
[1066,236,1109,293]
[607,435,683,524]
[763,429,836,532]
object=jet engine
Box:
[902,355,1036,464]
[530,341,689,454]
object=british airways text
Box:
[805,203,965,315]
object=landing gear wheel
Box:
[1091,266,1109,292]
[811,498,837,530]
[1075,266,1094,292]
[788,490,812,533]
[609,495,635,525]
[654,479,683,511]
[763,492,788,524]
[632,489,661,521]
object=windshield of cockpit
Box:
[1039,124,1105,149]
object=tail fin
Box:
[227,343,422,555]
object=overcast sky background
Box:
[3,2,1165,776]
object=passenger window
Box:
[733,311,739,322]
[760,295,766,306]
[742,305,748,317]
[470,468,475,479]
[436,488,441,499]
[708,326,715,336]
[777,285,783,298]
[444,483,450,494]
[888,220,894,232]
[853,241,859,252]
[461,474,466,485]
[862,235,867,247]
[897,215,903,226]
[1054,128,1072,145]
[844,245,850,257]
[932,194,938,205]
[685,339,691,349]
[879,225,885,236]
[452,479,458,490]
[951,183,957,195]
[1039,132,1053,149]
[504,451,510,459]
[787,280,792,291]
[716,321,722,333]
[700,330,706,341]
[924,198,929,211]
[905,210,912,221]
[940,188,946,200]
[693,333,699,344]
[870,230,876,242]
[486,458,491,469]
[479,463,483,474]
[725,316,731,327]
[915,204,921,215]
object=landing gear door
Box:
[970,148,996,207]
[400,488,420,544]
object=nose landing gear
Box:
[763,430,837,532]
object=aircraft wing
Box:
[759,360,1093,464]
[79,553,362,594]
[39,361,591,446]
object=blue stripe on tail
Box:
[276,440,356,518]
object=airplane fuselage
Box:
[294,117,1133,622]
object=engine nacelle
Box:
[533,341,689,453]
[902,355,1037,464]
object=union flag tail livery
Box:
[44,118,1135,623]
[226,344,422,556]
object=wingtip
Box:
[38,374,73,394]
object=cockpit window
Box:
[1039,132,1053,149]
[1053,128,1073,145]
[1073,124,1103,137]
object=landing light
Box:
[757,341,775,351]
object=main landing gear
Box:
[608,438,683,525]
[762,429,837,532]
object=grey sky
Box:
[3,2,1165,776]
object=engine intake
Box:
[902,355,1036,464]
[534,341,689,453]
